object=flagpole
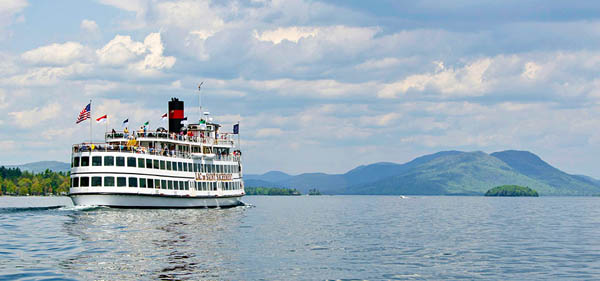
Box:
[89,99,92,144]
[237,121,241,150]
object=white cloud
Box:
[131,33,176,74]
[22,42,89,66]
[96,33,175,75]
[522,61,541,80]
[9,103,61,128]
[80,19,99,34]
[378,58,492,98]
[96,35,146,66]
[0,0,27,31]
[4,63,92,86]
[254,26,319,44]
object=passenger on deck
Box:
[124,127,129,138]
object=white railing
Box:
[72,143,242,162]
[105,131,235,146]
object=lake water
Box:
[1,196,600,280]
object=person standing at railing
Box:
[124,127,129,138]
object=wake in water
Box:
[0,206,65,213]
[58,205,108,212]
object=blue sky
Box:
[1,0,600,177]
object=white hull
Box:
[70,194,243,208]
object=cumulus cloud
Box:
[96,33,175,75]
[96,35,146,66]
[21,42,90,66]
[378,58,492,98]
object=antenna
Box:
[198,81,204,123]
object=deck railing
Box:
[72,143,241,161]
[105,131,235,146]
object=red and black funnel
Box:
[168,98,184,133]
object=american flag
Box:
[76,103,91,124]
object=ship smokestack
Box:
[168,98,184,133]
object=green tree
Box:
[17,178,32,195]
[5,179,17,195]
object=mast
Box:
[198,81,204,123]
[89,99,92,144]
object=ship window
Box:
[80,177,89,187]
[213,182,217,191]
[73,157,80,167]
[182,162,188,172]
[92,156,102,166]
[184,182,188,190]
[168,180,173,190]
[116,157,125,167]
[147,179,153,188]
[174,181,179,190]
[90,176,100,187]
[72,177,79,187]
[104,177,115,187]
[153,160,159,170]
[129,177,138,188]
[154,179,160,189]
[177,162,183,171]
[127,157,136,167]
[167,161,172,171]
[81,156,89,166]
[139,178,147,188]
[117,177,126,187]
[104,156,114,166]
[188,163,192,172]
[146,159,152,169]
[138,158,145,168]
[160,161,166,170]
[161,180,166,189]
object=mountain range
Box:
[245,150,600,196]
[5,161,71,174]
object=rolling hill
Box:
[245,150,600,196]
[4,161,70,173]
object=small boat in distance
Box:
[69,94,245,208]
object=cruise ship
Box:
[69,97,245,208]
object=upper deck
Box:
[105,130,236,147]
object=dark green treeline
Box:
[0,166,70,196]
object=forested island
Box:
[484,185,539,197]
[0,167,70,196]
[245,187,301,195]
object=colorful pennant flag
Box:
[96,115,107,123]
